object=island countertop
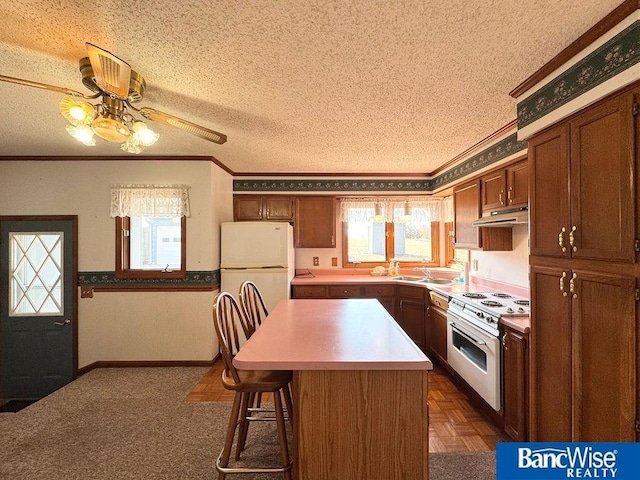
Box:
[233,298,433,371]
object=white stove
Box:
[448,291,530,336]
[446,291,529,412]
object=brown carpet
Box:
[0,367,496,479]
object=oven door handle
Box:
[448,321,487,346]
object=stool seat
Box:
[222,368,293,392]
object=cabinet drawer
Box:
[329,285,363,298]
[292,285,328,298]
[363,285,396,298]
[397,285,426,301]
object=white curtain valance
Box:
[110,184,191,218]
[339,197,445,223]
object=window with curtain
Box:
[340,198,443,268]
[110,184,190,279]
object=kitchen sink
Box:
[394,276,455,285]
[420,278,456,285]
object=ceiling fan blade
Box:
[0,74,97,99]
[137,107,228,145]
[86,43,131,99]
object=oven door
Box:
[447,310,502,411]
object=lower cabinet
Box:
[502,326,528,441]
[291,283,396,318]
[425,304,448,367]
[396,285,427,350]
[293,283,435,346]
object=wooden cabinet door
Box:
[397,298,426,350]
[529,124,571,258]
[453,180,482,249]
[529,265,572,441]
[480,169,506,212]
[396,286,426,349]
[506,160,528,208]
[503,327,528,442]
[233,195,263,221]
[570,269,636,441]
[426,306,447,366]
[295,197,336,248]
[569,91,636,263]
[264,196,295,221]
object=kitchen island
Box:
[233,298,432,480]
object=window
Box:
[341,199,441,268]
[111,184,190,279]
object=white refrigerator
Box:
[220,221,295,312]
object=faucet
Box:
[413,266,432,279]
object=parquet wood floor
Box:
[186,359,509,453]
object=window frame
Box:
[342,220,440,268]
[115,216,187,279]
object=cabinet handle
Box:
[499,191,504,205]
[507,187,513,204]
[558,227,567,252]
[569,272,578,298]
[559,271,568,297]
[569,226,577,252]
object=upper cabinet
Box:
[233,195,295,222]
[480,159,528,213]
[453,179,512,251]
[529,89,636,262]
[294,196,336,248]
[453,180,482,248]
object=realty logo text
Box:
[518,446,618,478]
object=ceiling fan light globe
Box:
[121,139,145,154]
[91,116,130,142]
[59,97,95,126]
[131,121,159,146]
[65,124,96,146]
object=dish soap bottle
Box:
[388,258,395,276]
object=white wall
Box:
[0,160,233,367]
[470,226,529,288]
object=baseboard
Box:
[76,354,220,377]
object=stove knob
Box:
[476,312,484,319]
[506,307,514,313]
[488,317,496,324]
[518,307,525,313]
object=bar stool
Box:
[239,280,269,336]
[212,292,293,480]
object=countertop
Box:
[291,271,531,334]
[233,298,433,371]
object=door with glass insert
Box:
[0,218,76,399]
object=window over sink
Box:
[340,198,442,268]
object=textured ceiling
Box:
[0,0,624,174]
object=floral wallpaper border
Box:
[517,21,640,129]
[78,270,219,288]
[429,133,527,191]
[233,179,432,192]
[233,133,526,193]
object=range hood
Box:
[472,208,528,227]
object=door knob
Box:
[53,319,71,326]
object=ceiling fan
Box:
[0,43,227,153]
